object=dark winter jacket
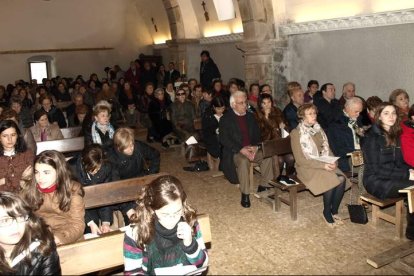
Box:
[12,242,61,275]
[108,140,160,180]
[362,124,412,199]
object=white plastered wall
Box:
[288,23,414,100]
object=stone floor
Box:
[151,141,413,275]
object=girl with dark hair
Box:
[30,109,63,142]
[255,94,295,176]
[123,175,208,275]
[0,192,61,275]
[362,102,414,239]
[21,150,85,245]
[202,96,226,165]
[69,144,135,234]
[401,104,414,167]
[0,120,34,193]
[38,94,67,128]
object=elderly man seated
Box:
[327,97,364,172]
[219,91,274,208]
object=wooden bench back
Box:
[57,213,211,275]
[36,136,84,155]
[60,126,82,139]
[261,136,292,158]
[83,173,167,209]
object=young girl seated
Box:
[123,175,208,275]
[21,150,85,245]
[0,192,61,275]
[70,144,135,234]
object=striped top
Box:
[123,220,208,275]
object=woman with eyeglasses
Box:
[123,175,208,275]
[0,120,34,193]
[0,192,61,275]
[170,88,196,143]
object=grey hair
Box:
[154,88,164,95]
[344,96,363,110]
[229,91,247,107]
[342,82,355,92]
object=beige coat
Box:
[30,123,64,142]
[290,128,350,195]
[35,181,85,244]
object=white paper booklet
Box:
[154,264,206,275]
[185,136,198,145]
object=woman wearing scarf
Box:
[291,103,350,227]
[84,102,115,151]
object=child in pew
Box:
[123,175,208,275]
[69,144,136,234]
[20,150,85,245]
[0,192,61,275]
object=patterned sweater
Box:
[123,220,208,275]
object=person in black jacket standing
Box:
[219,91,274,208]
[199,50,221,90]
[0,192,61,275]
[362,102,414,240]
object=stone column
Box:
[165,39,199,80]
[237,0,289,106]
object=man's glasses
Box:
[0,215,29,227]
[176,93,186,96]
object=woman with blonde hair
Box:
[291,103,349,227]
[389,88,410,121]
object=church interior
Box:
[1,0,414,274]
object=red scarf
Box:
[36,183,57,193]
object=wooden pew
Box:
[36,136,84,155]
[60,126,82,139]
[57,172,212,275]
[57,214,211,275]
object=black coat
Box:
[148,98,173,139]
[200,59,221,90]
[164,69,181,86]
[202,112,221,158]
[108,140,160,180]
[362,124,412,199]
[282,102,299,130]
[219,110,261,184]
[13,244,61,275]
[69,157,119,225]
[314,97,341,130]
[327,113,363,172]
[41,106,67,128]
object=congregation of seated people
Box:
[1,49,414,275]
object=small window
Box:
[29,62,48,83]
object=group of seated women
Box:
[0,118,207,274]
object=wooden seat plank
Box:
[399,186,414,213]
[60,126,82,139]
[36,136,84,155]
[367,241,414,268]
[84,172,167,209]
[58,214,212,275]
[360,193,403,207]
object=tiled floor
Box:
[154,142,413,275]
